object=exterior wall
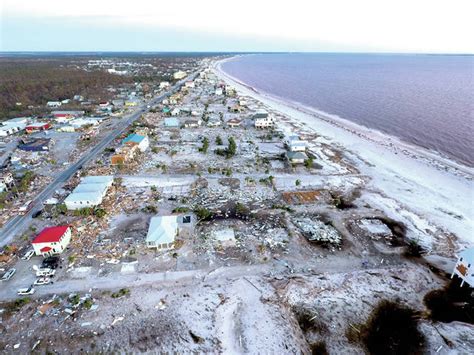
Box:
[147,241,175,250]
[138,136,149,152]
[65,198,101,210]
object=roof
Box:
[459,248,474,261]
[146,216,178,245]
[81,175,114,184]
[123,133,146,145]
[26,122,49,128]
[33,226,69,244]
[73,181,110,194]
[287,151,308,160]
[164,117,179,126]
[40,246,52,253]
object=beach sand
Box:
[214,57,473,250]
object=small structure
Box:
[215,88,223,96]
[184,119,201,128]
[32,226,72,256]
[164,117,180,128]
[287,151,308,164]
[51,110,84,119]
[159,81,170,89]
[25,122,51,133]
[184,81,195,88]
[18,138,50,152]
[123,133,149,152]
[171,108,181,116]
[125,100,139,107]
[146,216,179,250]
[227,118,242,128]
[452,248,474,287]
[64,175,113,210]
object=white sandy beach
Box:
[214,57,474,250]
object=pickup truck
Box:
[17,286,35,295]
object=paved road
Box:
[0,71,199,246]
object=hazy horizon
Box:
[1,0,473,53]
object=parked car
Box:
[1,268,16,281]
[34,277,51,286]
[21,250,35,261]
[17,286,35,295]
[35,268,55,277]
[41,256,60,269]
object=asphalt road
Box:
[0,72,198,246]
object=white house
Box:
[171,108,181,116]
[185,81,195,88]
[159,81,170,89]
[32,226,72,256]
[146,216,179,249]
[452,248,474,287]
[173,71,187,80]
[47,101,62,108]
[215,88,223,96]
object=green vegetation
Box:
[83,298,94,309]
[172,206,190,213]
[0,59,130,119]
[304,157,314,169]
[142,205,158,214]
[194,207,213,221]
[198,137,209,153]
[111,288,130,299]
[216,135,223,145]
[295,179,301,186]
[215,136,237,159]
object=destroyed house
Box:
[287,151,308,164]
[18,138,50,152]
[64,175,113,210]
[452,248,474,287]
[123,133,149,152]
[146,216,179,249]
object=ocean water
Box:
[222,53,474,167]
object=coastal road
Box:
[0,71,199,247]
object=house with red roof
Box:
[32,226,72,256]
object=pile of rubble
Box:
[293,217,342,246]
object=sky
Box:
[1,0,473,53]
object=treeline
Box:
[0,59,131,120]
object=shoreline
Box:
[217,55,474,176]
[213,57,473,246]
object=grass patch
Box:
[111,288,130,299]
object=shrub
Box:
[350,300,425,355]
[111,288,130,299]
